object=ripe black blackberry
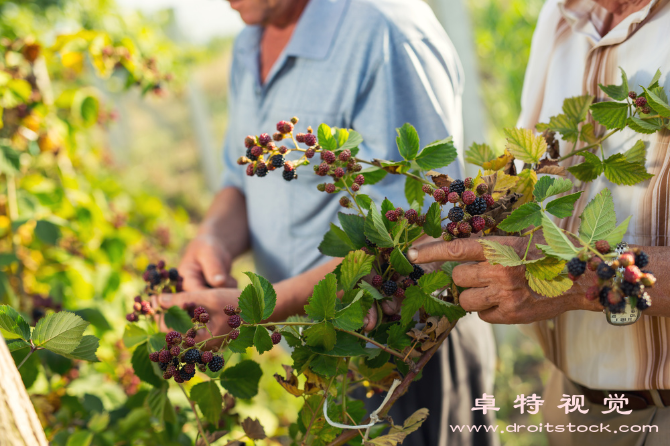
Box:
[636,294,651,310]
[449,180,465,196]
[208,355,224,372]
[382,281,398,296]
[609,297,626,314]
[224,305,236,316]
[599,286,611,307]
[255,163,268,177]
[168,268,180,281]
[228,314,242,329]
[245,147,258,161]
[271,154,284,168]
[180,367,196,381]
[148,270,161,286]
[409,264,425,281]
[183,348,201,364]
[282,170,297,181]
[596,262,616,280]
[466,197,487,215]
[567,258,587,277]
[448,207,464,222]
[635,251,649,268]
[159,361,169,371]
[620,280,642,297]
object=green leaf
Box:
[339,130,363,152]
[164,306,192,333]
[87,412,110,433]
[538,214,578,260]
[648,69,662,89]
[253,326,274,354]
[478,240,523,266]
[305,274,337,321]
[73,308,111,332]
[35,220,61,244]
[465,142,497,166]
[387,324,412,351]
[396,123,420,160]
[563,95,595,122]
[498,203,542,233]
[440,261,460,286]
[423,202,442,238]
[131,342,163,387]
[220,360,263,399]
[598,68,629,101]
[503,128,547,163]
[0,305,31,340]
[533,176,574,202]
[603,216,631,246]
[526,272,573,297]
[62,335,100,362]
[358,281,385,301]
[319,223,356,257]
[624,140,647,165]
[0,252,18,267]
[6,338,30,352]
[567,152,603,182]
[400,286,426,327]
[355,194,372,210]
[309,355,339,377]
[147,388,168,427]
[627,116,662,134]
[389,247,413,276]
[415,137,457,169]
[333,291,365,331]
[65,431,93,446]
[580,123,599,144]
[32,311,88,355]
[340,250,375,290]
[418,271,451,294]
[359,167,387,185]
[318,123,337,151]
[122,324,148,348]
[423,295,466,321]
[642,86,670,118]
[525,257,566,280]
[306,331,367,357]
[603,153,653,185]
[79,95,99,127]
[404,175,424,209]
[190,381,223,426]
[590,101,628,129]
[544,113,579,142]
[238,283,263,324]
[303,321,337,351]
[245,272,277,321]
[546,192,583,218]
[0,145,20,174]
[364,202,394,248]
[579,189,617,244]
[338,213,367,248]
[227,325,255,353]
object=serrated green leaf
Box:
[32,311,88,355]
[524,257,566,280]
[396,123,420,160]
[305,274,337,321]
[598,68,629,101]
[400,286,425,327]
[648,69,662,89]
[364,202,394,247]
[498,202,542,233]
[404,175,424,209]
[339,130,363,152]
[306,331,367,357]
[340,250,375,290]
[580,123,598,144]
[253,326,273,354]
[389,247,413,276]
[546,192,583,218]
[642,86,670,118]
[590,101,628,129]
[478,239,523,266]
[579,189,617,244]
[164,306,192,333]
[624,140,647,165]
[627,116,662,134]
[333,290,365,331]
[35,220,61,244]
[504,128,547,164]
[603,153,653,185]
[245,272,276,321]
[544,113,579,142]
[338,213,366,248]
[318,123,337,151]
[539,214,578,260]
[147,388,168,427]
[227,325,255,353]
[65,431,93,446]
[62,335,100,362]
[122,324,148,348]
[415,137,457,170]
[423,295,466,321]
[355,194,372,210]
[603,216,631,246]
[220,360,262,399]
[5,338,30,352]
[358,281,385,301]
[440,261,460,286]
[131,342,163,387]
[309,355,339,377]
[567,151,603,182]
[319,222,356,257]
[563,95,595,122]
[423,202,442,238]
[526,272,573,297]
[304,321,337,351]
[238,283,263,324]
[387,324,412,351]
[359,167,387,185]
[0,305,31,340]
[0,145,20,174]
[533,176,574,202]
[418,271,451,294]
[465,142,497,166]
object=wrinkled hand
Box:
[407,237,601,324]
[179,234,238,291]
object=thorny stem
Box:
[302,372,337,445]
[178,383,211,446]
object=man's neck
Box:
[594,0,652,35]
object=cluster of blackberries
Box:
[574,242,655,313]
[370,263,424,298]
[150,330,224,382]
[315,152,365,203]
[629,91,652,115]
[238,117,304,181]
[127,261,183,322]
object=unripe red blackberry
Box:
[641,273,656,287]
[641,106,651,114]
[228,314,241,329]
[170,345,181,356]
[184,337,196,348]
[306,148,315,158]
[173,373,184,383]
[354,174,365,185]
[372,275,383,287]
[277,120,293,134]
[587,256,602,271]
[340,196,351,208]
[351,183,360,192]
[325,183,336,193]
[166,331,182,345]
[199,312,210,323]
[471,216,486,232]
[334,167,345,178]
[586,285,599,301]
[201,351,213,364]
[317,162,330,176]
[244,136,255,148]
[483,215,496,229]
[476,183,489,195]
[422,184,434,195]
[304,133,317,147]
[353,164,362,172]
[403,278,415,288]
[291,116,299,124]
[272,132,283,141]
[447,192,459,203]
[385,210,399,222]
[126,312,138,322]
[394,288,405,299]
[463,177,474,189]
[149,351,160,362]
[619,252,635,267]
[296,133,306,143]
[184,363,196,375]
[388,314,402,322]
[159,350,172,363]
[133,302,142,312]
[255,162,268,177]
[457,221,472,237]
[229,329,240,340]
[271,332,282,345]
[635,97,647,107]
[462,190,476,205]
[279,145,288,154]
[224,305,236,316]
[628,91,637,99]
[382,281,398,296]
[405,209,418,224]
[134,295,142,303]
[322,150,336,164]
[251,146,263,157]
[446,221,458,235]
[416,215,426,227]
[623,265,643,283]
[339,149,351,161]
[481,194,495,208]
[433,188,446,203]
[595,240,610,254]
[193,306,207,320]
[259,133,271,146]
[163,369,174,380]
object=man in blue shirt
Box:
[159,0,497,444]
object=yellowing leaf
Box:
[61,52,85,72]
[514,169,537,206]
[491,170,519,200]
[478,239,523,267]
[525,257,566,280]
[526,272,573,297]
[482,149,514,171]
[504,128,547,164]
[465,142,497,166]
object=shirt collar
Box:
[284,0,349,60]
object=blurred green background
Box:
[0,0,550,444]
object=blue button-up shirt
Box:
[221,0,464,283]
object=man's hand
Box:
[179,234,238,291]
[407,237,602,324]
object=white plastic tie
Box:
[323,379,402,430]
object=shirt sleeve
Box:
[220,53,245,191]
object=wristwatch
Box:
[605,242,641,326]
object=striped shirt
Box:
[517,0,670,390]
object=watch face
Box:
[606,302,640,326]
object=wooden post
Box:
[0,338,48,446]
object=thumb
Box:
[200,247,230,288]
[363,305,377,333]
[157,291,195,310]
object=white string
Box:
[323,379,402,430]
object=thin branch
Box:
[178,383,211,446]
[17,347,36,370]
[302,373,337,445]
